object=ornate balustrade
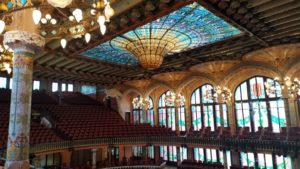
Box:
[25,136,300,154]
[100,166,160,169]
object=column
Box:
[119,146,124,162]
[226,100,236,134]
[187,147,193,161]
[154,146,160,164]
[287,97,298,127]
[175,106,180,134]
[61,150,72,167]
[217,96,224,127]
[231,151,240,166]
[92,149,97,169]
[4,17,45,169]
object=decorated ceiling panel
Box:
[81,2,241,66]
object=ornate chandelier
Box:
[264,77,300,97]
[164,92,185,107]
[0,0,114,48]
[132,97,151,110]
[214,86,232,103]
[0,44,13,74]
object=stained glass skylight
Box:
[81,2,241,66]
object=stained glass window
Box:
[82,2,241,65]
[147,146,154,159]
[191,84,228,131]
[0,77,7,88]
[257,153,273,169]
[132,146,143,157]
[147,97,154,126]
[276,155,292,169]
[158,91,181,131]
[179,147,187,162]
[160,146,177,162]
[235,76,287,132]
[240,152,255,167]
[52,82,58,92]
[33,81,40,90]
[133,96,143,124]
[81,85,97,95]
[178,106,186,131]
[194,147,224,164]
[226,151,232,169]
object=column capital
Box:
[4,30,45,53]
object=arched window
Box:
[158,91,186,131]
[146,97,154,126]
[235,76,287,132]
[190,84,228,131]
[158,91,176,130]
[133,96,143,124]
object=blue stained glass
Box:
[7,2,13,8]
[82,2,241,65]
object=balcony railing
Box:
[27,136,300,154]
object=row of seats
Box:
[43,105,176,140]
[0,104,62,149]
[57,92,101,105]
[188,126,300,141]
[0,89,57,104]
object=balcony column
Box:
[226,100,236,134]
[154,146,160,164]
[281,89,297,127]
[4,10,45,169]
[187,147,193,161]
[91,149,97,169]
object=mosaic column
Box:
[226,100,236,134]
[4,30,45,169]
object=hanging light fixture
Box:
[47,0,73,8]
[214,86,232,102]
[32,9,42,25]
[0,20,5,34]
[0,44,13,74]
[264,77,300,97]
[164,92,185,107]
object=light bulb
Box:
[100,24,106,35]
[60,39,67,49]
[50,18,57,25]
[45,14,52,20]
[72,8,83,23]
[98,15,106,25]
[7,67,12,74]
[104,2,114,21]
[0,20,5,34]
[85,33,91,43]
[41,18,47,24]
[32,9,42,25]
[90,9,96,15]
[69,16,75,21]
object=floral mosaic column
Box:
[4,30,45,169]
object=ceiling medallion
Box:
[47,0,72,8]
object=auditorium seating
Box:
[59,92,100,105]
[0,104,62,149]
[44,105,175,140]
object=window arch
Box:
[133,96,143,124]
[158,90,186,131]
[190,84,228,131]
[235,76,287,133]
[132,96,154,125]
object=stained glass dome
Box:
[81,2,241,66]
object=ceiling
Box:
[21,0,300,86]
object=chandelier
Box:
[202,85,232,103]
[0,44,13,74]
[164,92,185,107]
[0,0,114,48]
[214,86,232,103]
[264,77,300,97]
[114,28,191,69]
[132,97,151,110]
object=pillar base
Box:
[5,160,30,169]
